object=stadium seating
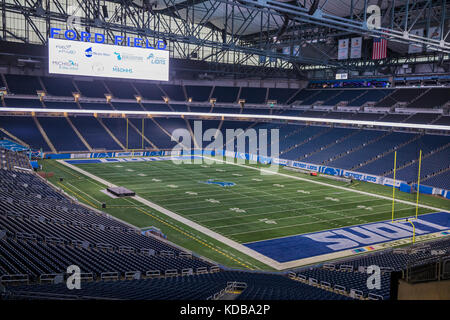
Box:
[2,271,351,300]
[211,86,240,103]
[134,83,165,100]
[4,74,42,95]
[329,238,450,272]
[389,146,450,183]
[267,88,298,104]
[127,118,177,149]
[105,80,137,99]
[407,88,450,109]
[301,90,342,105]
[0,116,50,151]
[159,84,185,101]
[239,87,267,104]
[348,89,392,106]
[1,73,449,190]
[41,76,76,97]
[185,85,213,102]
[296,267,391,299]
[0,148,32,170]
[68,116,122,150]
[375,88,424,107]
[0,167,214,281]
[36,117,87,152]
[74,79,109,98]
[328,132,414,170]
[43,101,79,109]
[3,98,43,108]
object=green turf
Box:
[39,157,450,270]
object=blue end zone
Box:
[244,212,450,263]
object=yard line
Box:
[65,182,103,205]
[226,207,416,236]
[203,156,449,213]
[58,159,284,270]
[183,194,385,219]
[199,202,393,224]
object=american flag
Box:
[372,37,387,60]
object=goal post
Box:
[391,151,397,222]
[415,149,422,219]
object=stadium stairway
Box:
[297,128,362,162]
[0,128,30,149]
[65,117,93,151]
[32,117,56,153]
[292,267,391,300]
[383,141,450,180]
[325,131,394,168]
[96,118,126,150]
[127,119,159,150]
[280,126,333,157]
[354,134,421,172]
[420,167,450,190]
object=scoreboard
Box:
[48,37,169,81]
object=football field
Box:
[43,156,450,270]
[72,157,432,242]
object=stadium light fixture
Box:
[1,108,448,132]
[135,95,142,103]
[72,92,80,102]
[188,97,192,103]
[105,94,112,103]
[163,96,169,103]
[36,90,46,101]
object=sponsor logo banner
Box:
[49,38,169,81]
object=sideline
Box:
[57,159,284,270]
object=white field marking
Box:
[211,204,397,230]
[129,187,342,206]
[202,156,449,213]
[273,184,285,188]
[216,169,225,172]
[138,173,147,177]
[185,191,198,195]
[325,197,340,202]
[65,182,102,204]
[229,208,246,213]
[198,201,393,223]
[357,205,373,211]
[167,191,375,212]
[201,165,210,168]
[205,198,220,204]
[252,178,263,182]
[126,169,134,172]
[166,184,179,188]
[232,173,243,177]
[259,218,277,225]
[100,189,119,199]
[57,160,280,269]
[297,190,311,194]
[151,178,162,182]
[225,207,417,235]
[204,186,399,230]
[115,165,123,168]
[133,185,350,202]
